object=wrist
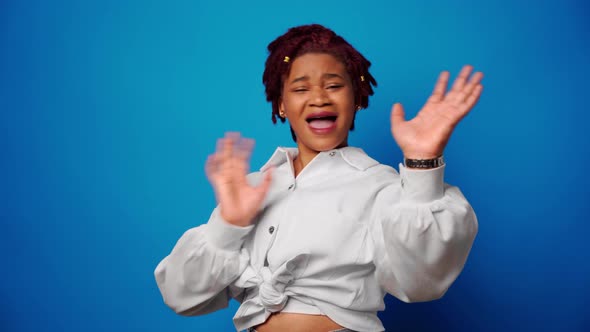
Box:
[220,210,252,228]
[402,151,441,159]
[206,208,255,251]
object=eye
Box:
[293,88,308,93]
[327,84,343,90]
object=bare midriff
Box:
[254,312,344,332]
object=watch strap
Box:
[404,155,445,169]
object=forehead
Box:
[286,53,349,79]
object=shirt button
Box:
[269,226,275,234]
[329,151,336,157]
[401,178,405,188]
[288,184,294,190]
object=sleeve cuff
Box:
[204,208,254,251]
[399,163,445,203]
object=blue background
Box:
[1,0,588,331]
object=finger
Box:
[429,71,450,103]
[254,167,273,201]
[215,137,231,156]
[214,138,226,168]
[221,136,234,162]
[225,131,241,139]
[463,84,483,111]
[450,65,474,92]
[205,154,224,186]
[460,71,484,101]
[218,132,240,155]
[233,144,253,186]
[235,137,255,161]
[448,70,483,105]
[466,71,484,87]
[390,103,406,128]
[205,154,217,180]
[213,137,234,178]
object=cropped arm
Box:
[154,208,253,315]
[370,164,478,303]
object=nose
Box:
[309,86,331,107]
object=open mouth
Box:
[306,112,338,130]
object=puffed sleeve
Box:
[154,207,253,315]
[370,164,478,303]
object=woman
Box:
[155,24,481,332]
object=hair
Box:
[262,24,377,141]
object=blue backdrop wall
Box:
[1,0,588,331]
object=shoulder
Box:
[340,147,398,176]
[335,147,400,191]
[338,147,379,171]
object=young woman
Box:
[155,24,482,332]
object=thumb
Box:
[254,167,273,201]
[390,103,406,128]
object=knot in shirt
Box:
[231,252,311,328]
[258,266,288,312]
[237,252,309,313]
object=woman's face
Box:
[280,52,356,153]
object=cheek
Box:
[343,111,356,127]
[339,92,356,112]
[283,95,305,113]
[340,94,356,126]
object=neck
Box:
[293,140,348,177]
[293,145,317,177]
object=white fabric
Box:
[154,146,478,332]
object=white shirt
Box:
[154,146,478,332]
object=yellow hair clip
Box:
[284,56,290,63]
[360,75,365,82]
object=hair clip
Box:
[283,56,290,63]
[360,75,365,82]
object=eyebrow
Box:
[289,73,344,84]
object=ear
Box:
[279,97,286,117]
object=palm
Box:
[205,133,272,227]
[391,65,484,159]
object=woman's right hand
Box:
[205,132,273,227]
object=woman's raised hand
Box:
[390,65,484,160]
[205,132,273,227]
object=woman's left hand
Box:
[390,65,483,160]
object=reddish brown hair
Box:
[263,24,377,140]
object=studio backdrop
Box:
[1,0,588,331]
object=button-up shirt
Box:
[155,147,478,332]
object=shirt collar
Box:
[259,146,379,172]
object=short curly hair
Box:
[262,24,377,141]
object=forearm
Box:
[154,208,253,314]
[373,165,478,302]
